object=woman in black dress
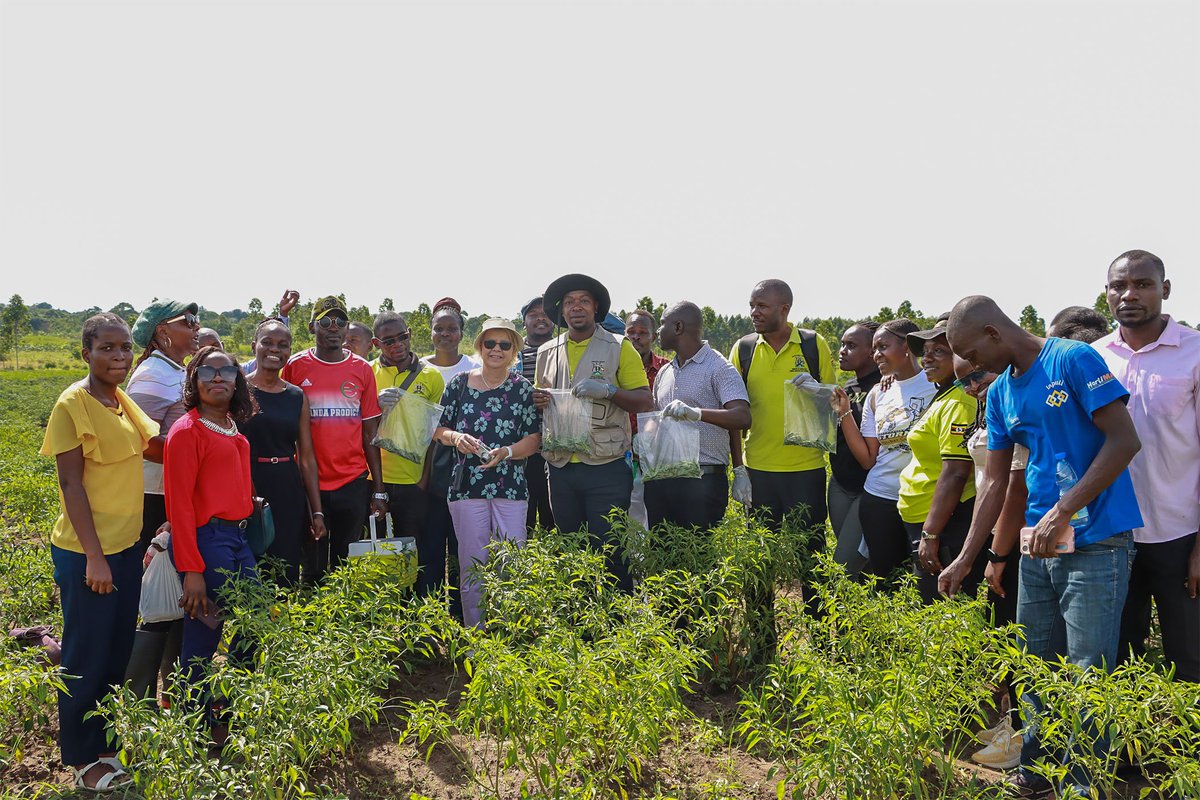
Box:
[239,318,325,585]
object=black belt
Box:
[699,464,726,475]
[211,517,248,530]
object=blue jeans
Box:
[51,544,142,766]
[1017,531,1134,794]
[171,521,259,714]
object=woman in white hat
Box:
[432,318,542,627]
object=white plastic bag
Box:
[634,412,702,482]
[542,389,592,454]
[782,380,838,453]
[139,541,183,624]
[373,390,445,464]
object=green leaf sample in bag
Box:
[542,389,592,454]
[782,380,838,453]
[634,412,702,482]
[373,390,445,464]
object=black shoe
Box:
[1006,772,1053,798]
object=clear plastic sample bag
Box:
[373,390,445,464]
[782,380,838,453]
[542,389,593,454]
[634,412,702,482]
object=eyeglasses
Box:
[955,369,988,390]
[377,331,411,347]
[195,364,240,383]
[315,316,348,330]
[482,339,513,351]
[164,313,199,327]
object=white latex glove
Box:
[790,372,820,393]
[573,379,615,400]
[662,399,702,422]
[379,387,403,411]
[732,465,752,506]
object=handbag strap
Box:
[396,362,423,392]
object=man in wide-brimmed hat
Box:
[532,273,654,591]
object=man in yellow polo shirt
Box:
[370,311,446,597]
[532,273,653,591]
[730,278,836,655]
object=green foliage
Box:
[0,642,67,768]
[404,531,705,798]
[1020,304,1047,336]
[102,557,445,799]
[1015,656,1200,799]
[736,557,1013,799]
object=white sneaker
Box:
[975,716,1012,745]
[971,718,1021,770]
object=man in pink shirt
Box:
[1095,249,1200,683]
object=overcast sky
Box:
[2,0,1197,326]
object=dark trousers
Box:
[902,497,982,605]
[745,467,828,661]
[1120,531,1200,683]
[525,454,555,533]
[174,521,259,717]
[644,471,728,530]
[548,459,634,592]
[126,493,182,701]
[385,482,428,538]
[305,475,370,583]
[51,544,142,766]
[422,493,462,618]
[858,491,911,587]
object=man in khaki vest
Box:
[533,274,654,591]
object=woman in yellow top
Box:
[898,323,984,604]
[39,313,161,791]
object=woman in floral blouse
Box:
[434,318,542,627]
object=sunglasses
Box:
[482,339,513,351]
[165,313,199,327]
[955,369,988,390]
[195,364,240,383]
[377,331,411,347]
[315,315,348,330]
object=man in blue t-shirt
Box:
[941,295,1142,798]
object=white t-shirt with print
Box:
[860,371,937,501]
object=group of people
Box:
[39,253,1197,797]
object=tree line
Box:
[0,290,1143,368]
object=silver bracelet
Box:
[837,409,853,423]
[311,511,325,518]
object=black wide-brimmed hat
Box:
[542,273,612,327]
[906,318,949,358]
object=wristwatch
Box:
[372,492,389,502]
[986,548,1009,563]
[920,530,939,541]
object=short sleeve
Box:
[860,386,880,439]
[816,335,836,383]
[1064,342,1129,415]
[714,357,750,406]
[439,374,464,429]
[986,386,1014,451]
[937,395,976,460]
[358,363,382,420]
[616,339,651,390]
[40,390,92,458]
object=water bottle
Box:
[1054,452,1090,528]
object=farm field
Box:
[1,367,1198,800]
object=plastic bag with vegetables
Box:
[541,389,593,454]
[782,379,838,453]
[634,411,702,481]
[373,390,446,464]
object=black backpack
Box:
[737,328,821,386]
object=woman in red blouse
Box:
[163,346,259,735]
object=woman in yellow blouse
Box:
[39,313,161,791]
